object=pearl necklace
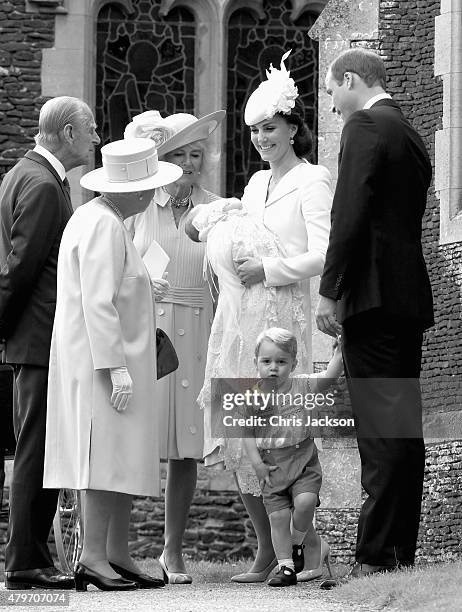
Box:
[163,186,193,208]
[100,195,124,221]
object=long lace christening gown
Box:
[196,206,309,495]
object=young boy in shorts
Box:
[243,327,343,586]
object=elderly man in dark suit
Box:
[0,96,99,589]
[316,48,434,582]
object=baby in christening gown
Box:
[186,199,309,495]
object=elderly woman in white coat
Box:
[44,138,182,591]
[123,110,225,584]
[192,52,333,583]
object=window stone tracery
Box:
[226,0,319,197]
[96,1,195,149]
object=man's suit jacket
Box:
[0,151,73,366]
[319,99,434,329]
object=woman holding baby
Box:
[187,51,333,583]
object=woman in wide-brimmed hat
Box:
[44,138,182,592]
[123,109,225,584]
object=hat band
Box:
[104,152,159,182]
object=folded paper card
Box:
[142,239,170,280]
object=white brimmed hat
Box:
[124,110,226,156]
[80,138,182,193]
[244,50,299,126]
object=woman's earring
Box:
[290,137,294,145]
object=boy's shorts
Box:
[259,436,322,515]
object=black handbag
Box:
[156,328,179,380]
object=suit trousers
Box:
[5,365,58,571]
[342,309,425,567]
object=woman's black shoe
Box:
[74,563,138,592]
[109,562,165,588]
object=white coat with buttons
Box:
[44,201,160,496]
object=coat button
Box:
[181,379,189,388]
[158,308,165,315]
[178,329,185,336]
[189,425,197,434]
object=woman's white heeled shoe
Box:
[158,552,192,584]
[297,538,332,582]
[231,557,278,583]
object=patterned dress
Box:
[195,204,309,495]
[127,185,218,459]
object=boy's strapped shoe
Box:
[267,566,297,587]
[292,544,305,573]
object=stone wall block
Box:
[435,8,462,77]
[317,131,341,179]
[442,71,462,129]
[53,13,86,49]
[41,48,84,97]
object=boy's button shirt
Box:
[250,376,315,449]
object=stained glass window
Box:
[226,0,319,197]
[96,0,195,151]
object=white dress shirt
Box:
[33,144,66,181]
[363,93,392,109]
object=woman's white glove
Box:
[151,272,170,302]
[110,366,133,412]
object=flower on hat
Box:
[124,110,174,148]
[261,50,298,119]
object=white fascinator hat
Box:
[244,50,299,126]
[124,109,226,156]
[80,138,182,193]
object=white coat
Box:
[44,199,160,497]
[242,161,333,363]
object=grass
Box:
[331,560,462,611]
[136,557,253,583]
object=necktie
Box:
[62,177,70,195]
[62,176,73,213]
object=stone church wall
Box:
[379,0,461,562]
[0,0,56,178]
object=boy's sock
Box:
[277,558,294,571]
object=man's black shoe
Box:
[5,567,75,590]
[349,562,396,579]
[319,562,397,590]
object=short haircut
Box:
[255,327,298,360]
[329,48,386,89]
[35,96,93,149]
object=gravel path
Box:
[0,581,371,612]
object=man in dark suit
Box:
[0,96,99,589]
[316,49,434,581]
